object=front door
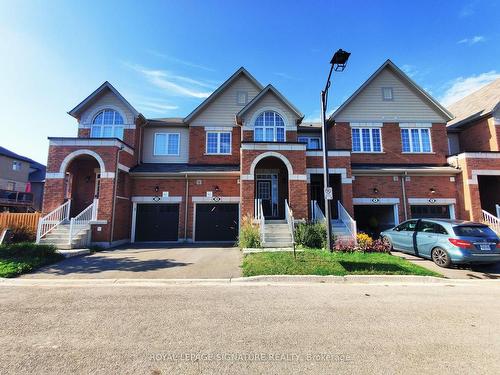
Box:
[257,180,273,217]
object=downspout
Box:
[110,146,124,246]
[184,173,189,241]
[401,171,408,221]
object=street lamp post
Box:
[320,49,351,251]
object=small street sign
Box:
[324,187,333,200]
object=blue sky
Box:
[0,0,499,163]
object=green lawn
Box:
[242,249,442,277]
[0,243,64,278]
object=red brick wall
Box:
[78,128,90,138]
[353,175,457,222]
[330,123,448,164]
[188,127,241,164]
[286,130,297,142]
[458,116,499,152]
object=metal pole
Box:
[320,90,333,251]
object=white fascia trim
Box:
[448,153,500,161]
[241,143,306,151]
[350,122,383,128]
[204,126,232,131]
[306,168,352,184]
[131,196,182,203]
[399,122,432,128]
[117,163,130,172]
[353,198,400,205]
[100,172,115,179]
[79,123,136,129]
[408,198,456,205]
[192,196,240,203]
[49,138,134,155]
[305,151,351,157]
[241,174,307,181]
[45,172,65,179]
[467,170,500,184]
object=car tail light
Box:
[496,242,500,249]
[448,238,473,248]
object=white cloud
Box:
[146,50,215,72]
[439,71,500,106]
[127,64,213,98]
[401,64,418,78]
[137,100,179,114]
[457,35,485,45]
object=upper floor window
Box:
[298,136,321,150]
[254,111,285,142]
[401,127,432,153]
[351,127,382,152]
[91,109,124,140]
[206,131,232,154]
[12,161,22,171]
[154,133,180,156]
[236,91,248,105]
[382,87,393,101]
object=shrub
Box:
[294,221,328,249]
[0,242,58,258]
[238,215,261,248]
[333,233,391,253]
[0,224,36,243]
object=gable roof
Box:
[184,67,264,123]
[0,146,35,164]
[68,81,140,119]
[0,146,46,182]
[236,84,304,124]
[330,59,453,122]
[447,78,500,128]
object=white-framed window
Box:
[351,127,382,152]
[298,136,321,150]
[382,87,393,101]
[254,111,286,142]
[401,128,432,153]
[206,131,232,154]
[236,91,248,105]
[154,133,180,155]
[6,181,15,191]
[12,161,22,171]
[90,109,125,140]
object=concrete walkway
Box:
[22,244,242,279]
[391,250,500,279]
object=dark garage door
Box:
[195,204,239,242]
[410,205,450,219]
[135,204,179,241]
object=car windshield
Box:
[453,225,497,238]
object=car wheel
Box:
[432,247,451,268]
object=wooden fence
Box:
[0,212,41,231]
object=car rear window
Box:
[453,225,497,237]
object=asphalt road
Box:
[1,280,499,374]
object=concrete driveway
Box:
[391,250,500,279]
[22,244,242,279]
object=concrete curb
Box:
[57,249,91,258]
[1,275,500,287]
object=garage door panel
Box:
[135,204,179,241]
[195,204,239,242]
[410,205,450,219]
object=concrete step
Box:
[262,241,294,248]
[264,236,293,243]
[265,220,287,224]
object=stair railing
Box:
[311,200,326,223]
[285,199,295,252]
[36,200,71,243]
[68,198,98,245]
[255,199,265,244]
[482,209,500,235]
[337,201,357,244]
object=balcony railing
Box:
[0,189,34,206]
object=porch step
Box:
[330,220,355,242]
[262,221,293,248]
[39,223,91,250]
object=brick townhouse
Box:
[38,60,500,248]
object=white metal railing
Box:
[496,204,500,219]
[255,199,265,244]
[36,200,71,243]
[337,201,357,244]
[285,199,295,247]
[68,199,98,245]
[311,200,326,223]
[482,209,500,235]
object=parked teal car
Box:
[381,219,500,268]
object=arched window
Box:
[90,109,125,140]
[254,111,285,142]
